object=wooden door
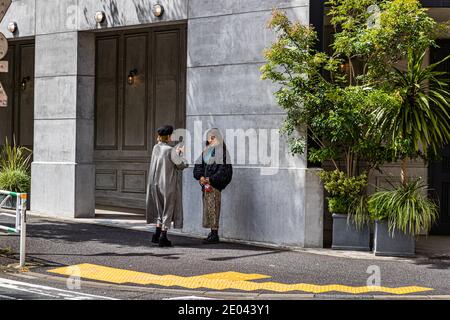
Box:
[94,25,187,211]
[430,39,450,235]
[0,40,34,149]
[430,145,450,235]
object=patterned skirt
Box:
[202,187,222,229]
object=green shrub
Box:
[318,170,367,215]
[0,169,31,193]
[368,179,439,236]
[327,197,348,214]
[0,137,32,194]
[0,137,31,172]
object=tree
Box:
[261,1,448,179]
[261,10,397,177]
[328,0,440,85]
[261,1,449,226]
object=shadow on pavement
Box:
[15,217,283,253]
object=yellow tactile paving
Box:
[198,271,270,281]
[48,263,433,295]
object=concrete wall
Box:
[182,0,323,247]
[1,0,35,38]
[3,0,324,247]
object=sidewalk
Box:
[1,213,450,299]
[29,210,450,262]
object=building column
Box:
[31,2,95,218]
[182,1,324,248]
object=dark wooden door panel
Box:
[0,41,34,150]
[95,161,149,210]
[154,31,180,133]
[95,37,119,150]
[430,39,450,235]
[94,25,187,210]
[18,44,34,148]
[0,45,14,145]
[430,145,450,234]
[441,182,450,223]
[123,34,148,150]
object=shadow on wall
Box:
[82,0,186,27]
[132,0,156,24]
[83,0,125,27]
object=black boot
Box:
[152,227,162,244]
[204,232,212,241]
[203,230,219,244]
[159,231,173,247]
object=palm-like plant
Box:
[0,137,32,173]
[373,48,450,186]
[0,137,32,194]
[369,48,449,237]
[368,179,439,236]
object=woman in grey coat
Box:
[146,125,188,247]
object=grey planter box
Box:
[374,220,415,257]
[332,213,371,251]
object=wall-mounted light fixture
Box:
[95,11,106,24]
[152,4,164,17]
[21,76,31,91]
[340,62,350,74]
[7,22,17,34]
[127,69,138,85]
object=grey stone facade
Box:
[2,0,324,247]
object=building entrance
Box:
[0,40,34,149]
[430,39,450,235]
[94,25,187,211]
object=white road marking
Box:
[164,296,215,300]
[12,274,36,280]
[0,277,117,300]
[0,294,18,300]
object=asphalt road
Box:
[0,276,117,300]
[1,216,450,299]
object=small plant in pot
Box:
[319,170,371,251]
[368,179,439,257]
[0,137,32,210]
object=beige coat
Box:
[146,142,188,229]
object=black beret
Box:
[157,125,174,136]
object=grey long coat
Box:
[146,142,188,229]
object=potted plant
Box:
[261,10,395,251]
[319,170,371,251]
[368,179,439,256]
[0,138,32,210]
[369,48,450,256]
[261,1,445,251]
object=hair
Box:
[157,135,170,143]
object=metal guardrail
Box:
[0,190,27,267]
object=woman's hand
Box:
[176,145,185,155]
[200,177,210,186]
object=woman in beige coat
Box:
[146,125,187,247]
